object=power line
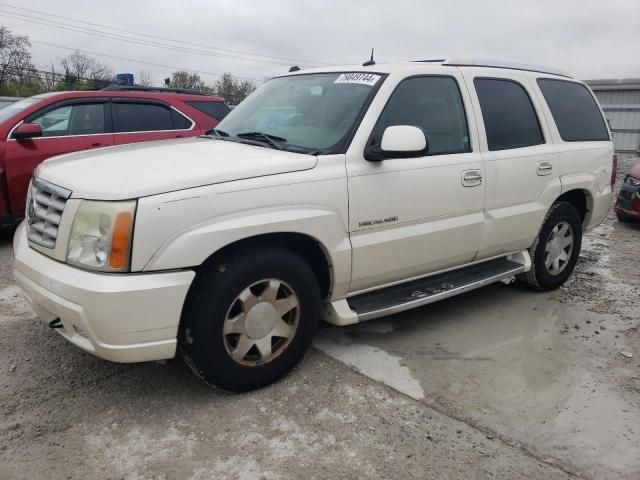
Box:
[30,40,264,82]
[0,3,334,67]
[0,11,301,67]
[0,64,112,85]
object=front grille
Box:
[27,178,71,248]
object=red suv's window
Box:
[113,102,192,132]
[30,103,107,137]
[185,101,230,121]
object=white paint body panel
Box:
[13,62,614,361]
[13,223,193,362]
[35,136,317,200]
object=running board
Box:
[347,257,526,322]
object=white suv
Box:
[13,59,615,392]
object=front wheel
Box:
[518,202,583,291]
[179,245,321,392]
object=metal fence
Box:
[587,79,640,153]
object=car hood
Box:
[36,137,318,200]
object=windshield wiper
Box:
[236,131,287,150]
[204,128,230,137]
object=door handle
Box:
[462,169,483,187]
[537,161,553,176]
[88,142,103,148]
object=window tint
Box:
[186,101,230,121]
[171,109,192,129]
[114,103,173,132]
[474,78,544,151]
[537,79,609,142]
[376,76,470,155]
[30,103,106,137]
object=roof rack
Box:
[413,58,571,78]
[101,85,209,95]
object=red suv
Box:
[0,86,229,227]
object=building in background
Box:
[586,79,640,154]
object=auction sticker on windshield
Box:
[334,73,381,86]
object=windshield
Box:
[0,97,42,124]
[216,72,383,152]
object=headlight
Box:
[626,175,640,187]
[66,200,136,272]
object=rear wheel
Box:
[179,245,321,392]
[519,202,582,291]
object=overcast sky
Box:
[1,0,639,86]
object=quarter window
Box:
[474,78,544,151]
[113,103,190,132]
[375,76,470,155]
[30,103,106,137]
[537,79,609,142]
[186,101,231,121]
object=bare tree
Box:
[137,70,153,87]
[39,61,59,92]
[0,26,36,86]
[168,70,209,92]
[60,51,113,84]
[212,73,256,105]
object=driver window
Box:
[376,76,471,156]
[31,103,106,137]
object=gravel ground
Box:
[0,154,638,480]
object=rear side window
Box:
[474,78,544,151]
[172,110,192,129]
[537,79,609,142]
[186,101,231,121]
[114,102,190,132]
[375,76,470,156]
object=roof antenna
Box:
[289,65,301,72]
[362,48,375,66]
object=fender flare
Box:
[143,205,353,298]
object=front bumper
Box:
[12,222,195,363]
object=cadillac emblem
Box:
[27,199,35,225]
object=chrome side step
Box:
[347,257,525,322]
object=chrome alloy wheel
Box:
[223,279,300,366]
[544,221,574,275]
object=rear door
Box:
[111,99,195,145]
[461,70,561,259]
[4,99,113,214]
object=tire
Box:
[179,244,321,392]
[518,202,582,291]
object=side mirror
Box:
[13,123,43,140]
[365,125,428,161]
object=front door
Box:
[347,73,486,293]
[4,100,113,214]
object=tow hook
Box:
[48,318,63,329]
